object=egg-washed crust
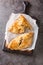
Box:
[6,32,34,50]
[8,15,33,34]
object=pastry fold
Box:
[6,32,34,50]
[8,15,32,34]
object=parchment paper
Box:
[5,13,39,50]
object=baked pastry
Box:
[8,15,32,34]
[6,32,34,50]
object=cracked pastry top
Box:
[6,32,34,50]
[8,15,33,34]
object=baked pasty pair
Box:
[6,15,34,50]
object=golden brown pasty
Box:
[8,15,32,34]
[6,32,34,50]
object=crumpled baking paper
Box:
[5,13,39,50]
